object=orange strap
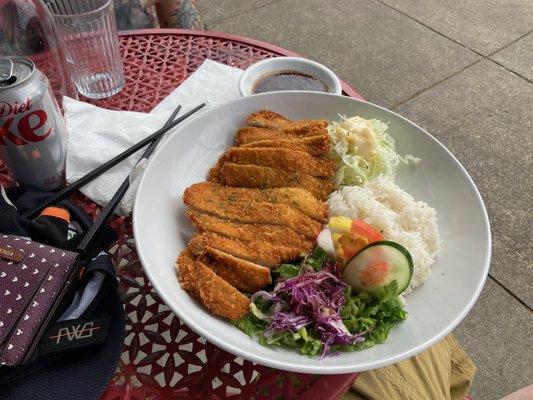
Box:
[40,206,71,223]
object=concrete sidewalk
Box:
[196,0,533,398]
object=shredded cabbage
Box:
[329,116,419,187]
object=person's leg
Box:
[152,0,205,29]
[113,0,158,30]
[501,385,533,400]
[448,335,476,400]
[342,335,476,400]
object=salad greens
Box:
[329,116,419,187]
[236,247,407,357]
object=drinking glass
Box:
[44,0,124,99]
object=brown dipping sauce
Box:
[253,70,328,94]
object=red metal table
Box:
[1,29,364,400]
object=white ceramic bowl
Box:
[238,57,342,96]
[133,92,491,374]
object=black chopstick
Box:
[77,103,197,253]
[23,103,205,219]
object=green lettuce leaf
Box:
[334,281,407,352]
[272,263,300,280]
[236,314,324,356]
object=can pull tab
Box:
[0,58,14,82]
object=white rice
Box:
[328,176,440,294]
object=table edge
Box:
[118,28,364,100]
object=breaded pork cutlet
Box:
[187,183,327,222]
[235,125,326,146]
[260,187,328,221]
[195,261,250,321]
[188,233,305,268]
[183,184,322,238]
[261,187,329,221]
[176,250,200,298]
[176,109,336,321]
[246,110,328,131]
[240,135,330,156]
[209,147,335,179]
[245,110,289,127]
[217,163,333,200]
[198,247,271,293]
[187,211,315,251]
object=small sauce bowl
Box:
[239,57,342,97]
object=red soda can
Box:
[0,55,67,191]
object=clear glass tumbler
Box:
[44,0,124,99]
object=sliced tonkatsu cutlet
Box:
[260,187,329,222]
[187,183,327,222]
[195,261,250,321]
[214,147,335,178]
[235,125,327,146]
[186,200,321,239]
[207,154,229,182]
[187,211,315,251]
[176,250,200,298]
[188,233,305,268]
[217,163,333,200]
[245,110,288,127]
[198,247,271,293]
[240,135,330,156]
[183,184,322,239]
[246,110,328,131]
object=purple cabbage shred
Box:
[259,268,366,356]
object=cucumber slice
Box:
[343,240,413,296]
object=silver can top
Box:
[0,56,35,89]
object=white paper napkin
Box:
[65,60,243,215]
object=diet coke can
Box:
[0,55,67,191]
